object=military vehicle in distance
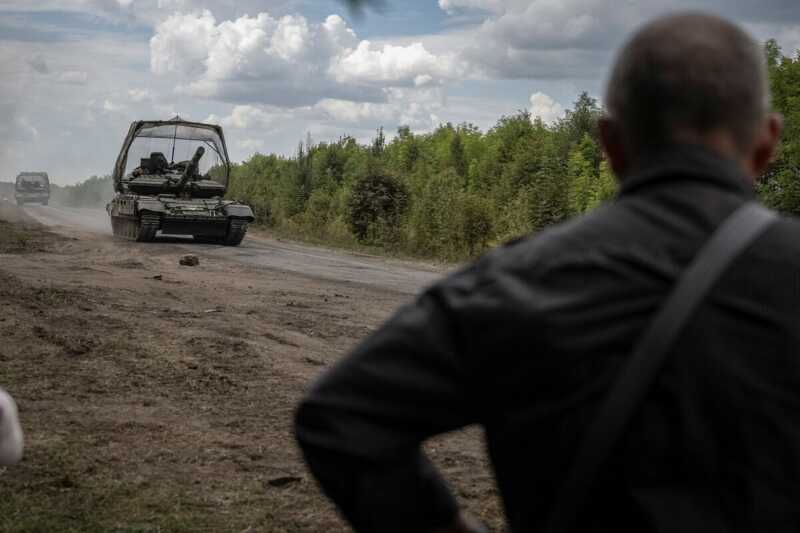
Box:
[107,116,254,245]
[15,172,50,206]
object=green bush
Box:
[347,172,408,246]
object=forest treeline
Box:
[50,175,115,207]
[226,41,800,261]
[58,40,799,261]
[228,93,615,261]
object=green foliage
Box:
[568,135,616,215]
[347,172,408,248]
[758,40,800,213]
[222,96,620,261]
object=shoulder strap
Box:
[545,202,778,533]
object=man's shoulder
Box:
[482,202,636,274]
[432,200,800,304]
[747,210,800,258]
[433,202,634,297]
[482,201,800,274]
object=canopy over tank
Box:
[107,117,254,246]
[112,116,231,197]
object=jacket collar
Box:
[618,144,754,199]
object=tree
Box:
[449,132,468,180]
[557,92,602,152]
[759,40,800,214]
[371,127,386,156]
[347,172,408,245]
[567,145,595,215]
[588,160,618,210]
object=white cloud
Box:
[150,10,219,77]
[312,86,444,130]
[16,116,40,142]
[5,0,800,184]
[153,103,178,119]
[58,70,89,84]
[451,0,620,81]
[479,0,607,49]
[529,91,564,124]
[220,105,280,129]
[315,98,388,123]
[209,84,445,158]
[330,41,462,86]
[438,0,506,14]
[239,138,266,151]
[128,88,152,102]
[103,99,127,113]
[0,0,302,27]
[149,10,459,106]
[449,0,800,80]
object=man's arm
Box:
[294,285,481,532]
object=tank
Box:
[15,172,50,206]
[107,116,254,245]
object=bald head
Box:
[605,12,770,156]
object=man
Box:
[295,12,794,532]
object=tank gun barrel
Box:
[176,146,205,192]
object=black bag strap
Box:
[545,202,778,533]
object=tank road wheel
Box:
[223,219,248,246]
[41,200,48,206]
[136,213,160,242]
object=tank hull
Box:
[107,194,254,246]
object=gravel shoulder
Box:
[0,201,502,532]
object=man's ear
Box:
[749,113,783,178]
[599,117,627,178]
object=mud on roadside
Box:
[0,205,503,532]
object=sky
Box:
[1,0,799,185]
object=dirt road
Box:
[22,204,442,295]
[0,202,501,532]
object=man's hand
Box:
[432,512,489,533]
[0,388,24,466]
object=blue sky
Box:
[1,0,799,184]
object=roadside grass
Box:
[252,221,451,268]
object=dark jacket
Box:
[295,145,800,532]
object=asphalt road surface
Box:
[22,203,445,295]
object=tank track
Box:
[111,213,160,242]
[195,220,248,246]
[223,219,248,246]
